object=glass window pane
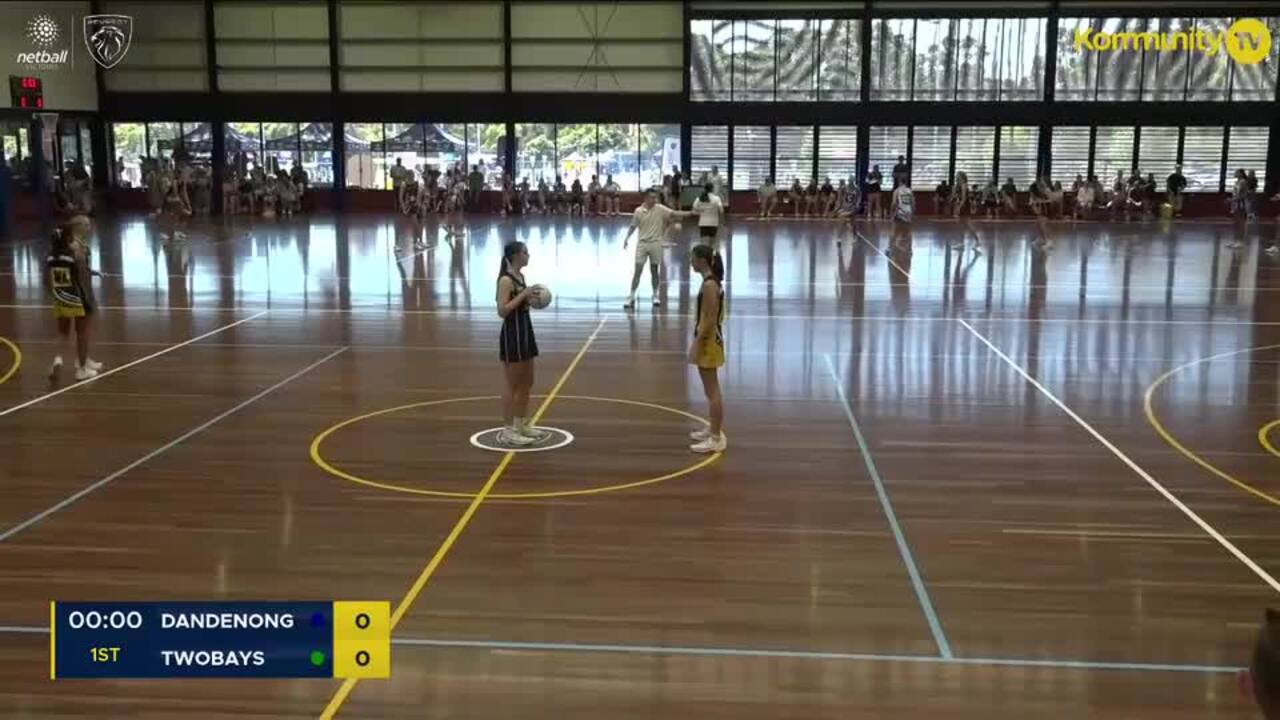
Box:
[1226,126,1268,189]
[468,123,506,187]
[640,124,681,192]
[912,126,951,187]
[775,126,814,187]
[955,19,997,101]
[735,19,776,101]
[226,122,263,177]
[264,122,300,175]
[913,19,954,101]
[818,19,860,101]
[999,126,1039,187]
[691,19,731,101]
[1056,18,1099,100]
[599,124,639,192]
[1140,17,1191,101]
[998,17,1046,101]
[1229,17,1280,101]
[1137,127,1178,189]
[555,124,596,184]
[871,19,914,100]
[868,126,908,184]
[112,123,146,188]
[1094,126,1135,186]
[1094,18,1144,101]
[1187,17,1231,101]
[382,123,427,188]
[423,123,465,173]
[148,122,181,163]
[732,126,771,189]
[777,20,818,101]
[1050,126,1089,184]
[516,123,555,186]
[181,122,212,167]
[1181,127,1224,193]
[299,123,333,187]
[346,122,383,189]
[817,126,858,184]
[955,126,995,184]
[690,125,728,179]
[79,123,94,180]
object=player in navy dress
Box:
[496,241,547,446]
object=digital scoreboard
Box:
[9,76,44,109]
[51,601,390,679]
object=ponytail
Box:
[692,243,724,283]
[700,182,712,204]
[499,241,526,278]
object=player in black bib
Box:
[496,241,547,446]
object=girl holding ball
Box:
[496,241,548,446]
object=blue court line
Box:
[0,625,1238,674]
[823,353,953,659]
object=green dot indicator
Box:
[310,650,326,666]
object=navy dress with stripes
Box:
[499,269,539,363]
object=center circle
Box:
[310,395,722,499]
[0,337,22,386]
[1260,419,1280,460]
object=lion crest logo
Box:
[83,14,133,69]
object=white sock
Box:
[514,417,526,430]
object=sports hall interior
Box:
[1,1,1280,717]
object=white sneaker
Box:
[690,427,712,441]
[691,433,726,453]
[48,356,63,380]
[1265,246,1279,256]
[652,297,662,307]
[74,365,99,381]
[623,297,636,310]
[517,423,549,442]
[84,358,103,372]
[497,429,535,447]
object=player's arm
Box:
[496,275,529,318]
[622,213,638,247]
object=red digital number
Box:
[35,97,44,108]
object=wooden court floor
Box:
[0,213,1277,718]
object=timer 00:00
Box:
[68,610,143,630]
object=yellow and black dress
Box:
[693,276,725,369]
[48,248,94,319]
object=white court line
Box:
[957,318,1280,595]
[0,304,1272,326]
[15,339,1280,365]
[0,347,347,544]
[0,311,269,420]
[854,230,915,277]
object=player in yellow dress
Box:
[47,215,103,382]
[688,243,726,453]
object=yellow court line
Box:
[1261,419,1280,460]
[318,316,609,720]
[49,601,55,680]
[1143,344,1280,508]
[0,337,21,386]
[310,394,721,499]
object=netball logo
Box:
[83,14,133,69]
